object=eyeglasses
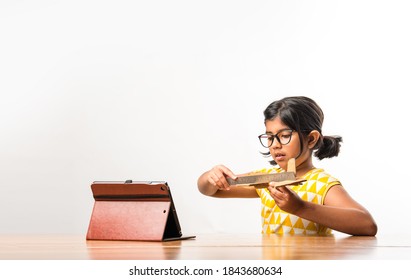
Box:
[258,129,294,148]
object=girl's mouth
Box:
[274,153,286,162]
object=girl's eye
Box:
[280,133,291,140]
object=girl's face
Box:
[264,117,312,172]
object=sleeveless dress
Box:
[254,168,340,234]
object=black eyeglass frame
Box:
[258,129,295,148]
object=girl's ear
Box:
[307,130,321,149]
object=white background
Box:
[1,0,410,237]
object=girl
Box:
[197,96,377,236]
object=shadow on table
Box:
[261,234,377,260]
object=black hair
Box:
[262,96,342,165]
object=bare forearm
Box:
[296,202,378,236]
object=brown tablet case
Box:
[86,180,195,241]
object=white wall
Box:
[1,0,410,236]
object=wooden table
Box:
[0,233,410,260]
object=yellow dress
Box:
[255,168,340,235]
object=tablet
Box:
[86,180,195,241]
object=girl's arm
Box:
[198,165,259,198]
[269,184,378,236]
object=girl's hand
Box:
[206,165,237,191]
[267,183,305,215]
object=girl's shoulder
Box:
[304,168,340,185]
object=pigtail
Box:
[314,135,343,160]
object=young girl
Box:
[197,96,377,236]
